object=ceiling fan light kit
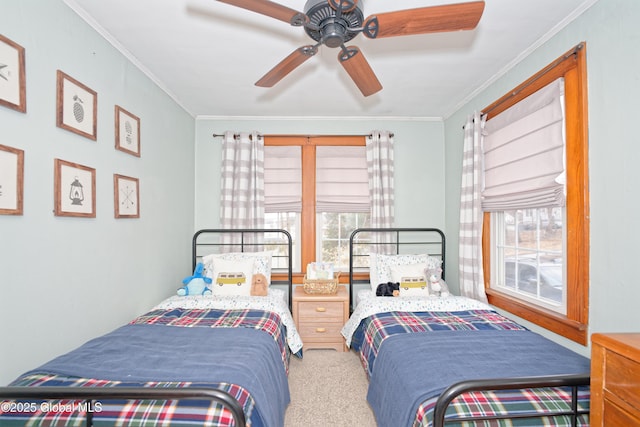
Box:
[216,0,485,96]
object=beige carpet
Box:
[285,349,377,427]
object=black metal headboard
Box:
[192,229,293,308]
[349,227,446,311]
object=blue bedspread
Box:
[24,324,289,427]
[367,329,591,427]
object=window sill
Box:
[486,288,588,345]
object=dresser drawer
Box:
[298,323,344,341]
[604,350,640,408]
[603,397,640,426]
[297,300,344,320]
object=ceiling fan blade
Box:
[216,0,307,26]
[255,46,317,87]
[338,46,382,97]
[363,1,485,39]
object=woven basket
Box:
[303,273,340,294]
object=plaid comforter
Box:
[355,310,528,378]
[1,308,290,427]
[354,309,590,427]
[131,307,291,370]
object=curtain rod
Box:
[212,133,394,139]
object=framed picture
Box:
[113,174,139,218]
[54,158,96,218]
[115,105,141,157]
[0,34,26,113]
[0,144,24,215]
[56,70,97,140]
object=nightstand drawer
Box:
[297,301,344,320]
[298,323,344,340]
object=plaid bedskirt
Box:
[2,374,253,427]
[415,386,590,426]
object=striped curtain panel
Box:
[458,113,488,302]
[219,131,265,249]
[366,131,395,248]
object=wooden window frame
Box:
[266,135,367,283]
[482,43,590,345]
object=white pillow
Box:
[368,253,379,289]
[203,251,272,283]
[369,253,442,291]
[209,257,255,296]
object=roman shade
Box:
[316,145,369,213]
[264,145,302,213]
[482,77,566,211]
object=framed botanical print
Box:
[0,34,26,113]
[0,144,24,215]
[54,158,96,218]
[113,174,139,218]
[115,105,141,157]
[56,70,97,140]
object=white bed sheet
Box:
[153,289,303,354]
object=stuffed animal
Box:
[177,262,212,296]
[426,268,450,297]
[250,273,269,296]
[376,282,400,297]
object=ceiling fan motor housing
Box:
[303,0,364,48]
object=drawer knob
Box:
[316,327,327,333]
[316,307,327,312]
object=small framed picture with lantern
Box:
[54,158,96,218]
[56,70,97,140]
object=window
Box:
[482,44,589,345]
[264,136,368,279]
[491,208,565,311]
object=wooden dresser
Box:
[292,285,349,352]
[591,333,640,426]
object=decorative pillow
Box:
[390,263,428,283]
[369,253,442,291]
[209,257,255,296]
[202,251,272,283]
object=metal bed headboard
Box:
[192,228,293,309]
[349,227,446,312]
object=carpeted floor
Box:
[285,349,376,427]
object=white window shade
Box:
[264,145,301,212]
[316,146,369,213]
[482,78,566,211]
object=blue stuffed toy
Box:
[177,262,212,296]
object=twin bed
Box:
[0,229,300,427]
[342,227,590,427]
[1,227,591,426]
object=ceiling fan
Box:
[216,0,485,96]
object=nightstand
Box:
[292,285,349,352]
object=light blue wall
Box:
[444,0,640,354]
[0,1,195,384]
[4,0,636,385]
[194,117,446,231]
